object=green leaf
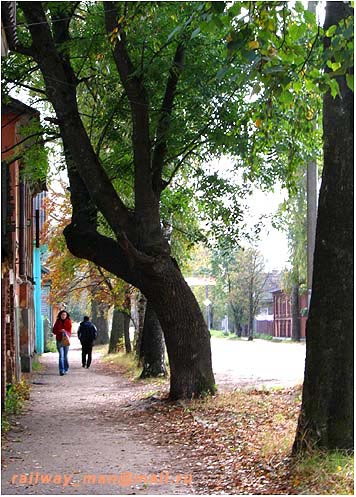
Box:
[304,10,316,25]
[228,3,241,17]
[325,25,337,37]
[326,59,339,70]
[346,73,354,92]
[199,19,217,34]
[305,79,315,92]
[329,78,340,98]
[279,89,293,105]
[264,65,285,74]
[309,68,321,79]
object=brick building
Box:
[1,97,46,405]
[273,290,308,339]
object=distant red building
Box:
[273,290,308,339]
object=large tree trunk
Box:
[140,262,215,400]
[108,307,124,353]
[230,302,243,336]
[91,301,110,345]
[140,301,167,378]
[293,1,353,452]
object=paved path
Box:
[1,337,192,496]
[211,337,306,390]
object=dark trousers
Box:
[81,342,93,368]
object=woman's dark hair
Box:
[57,310,70,320]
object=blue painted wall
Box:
[34,246,44,353]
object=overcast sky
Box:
[244,187,290,272]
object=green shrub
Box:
[2,379,31,434]
[44,340,57,353]
[32,358,42,371]
[5,379,30,415]
[210,329,240,340]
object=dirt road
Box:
[211,337,306,389]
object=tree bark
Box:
[293,1,353,452]
[135,293,147,358]
[230,302,243,336]
[108,307,124,353]
[123,313,131,354]
[140,301,167,378]
[291,284,300,342]
[248,290,254,340]
[91,300,109,345]
[140,261,215,399]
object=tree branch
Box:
[96,266,114,292]
[95,93,126,156]
[152,43,185,193]
[161,139,207,191]
[14,43,34,57]
[3,135,60,167]
[63,223,142,288]
[2,131,46,154]
[8,81,47,95]
[20,1,133,238]
[103,1,154,214]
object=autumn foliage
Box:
[41,184,129,310]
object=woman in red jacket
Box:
[53,310,72,376]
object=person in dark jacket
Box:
[78,316,98,369]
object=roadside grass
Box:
[211,329,305,344]
[254,333,306,344]
[190,390,354,494]
[210,329,240,340]
[1,379,31,435]
[97,346,169,397]
[93,344,109,356]
[101,350,142,379]
[253,332,279,341]
[292,450,354,495]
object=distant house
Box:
[255,270,281,335]
[255,313,274,336]
[1,97,47,405]
[255,270,308,339]
[273,290,308,339]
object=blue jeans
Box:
[57,343,69,374]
